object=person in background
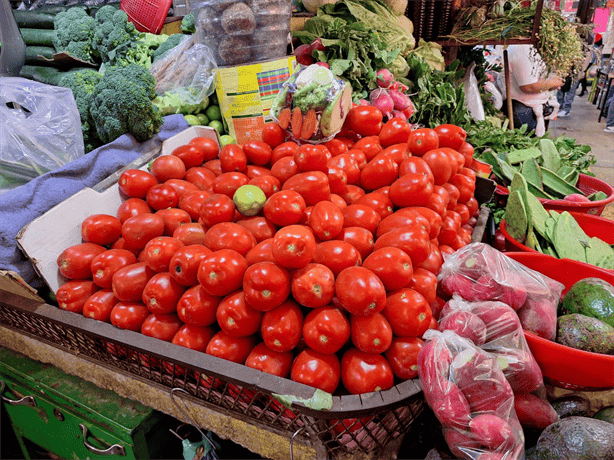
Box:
[577,33,602,98]
[503,44,564,136]
[556,71,578,117]
[603,87,614,133]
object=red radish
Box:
[564,193,591,202]
[315,62,330,69]
[358,99,370,106]
[391,109,407,121]
[439,310,487,346]
[403,100,415,119]
[513,392,559,430]
[294,44,315,66]
[469,414,513,450]
[310,38,326,52]
[388,88,413,111]
[376,69,394,88]
[369,88,394,117]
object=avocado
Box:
[556,313,614,354]
[551,395,592,418]
[532,416,614,459]
[595,406,614,424]
[560,278,614,327]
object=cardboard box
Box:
[215,56,297,145]
[16,126,219,295]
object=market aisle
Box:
[549,91,614,219]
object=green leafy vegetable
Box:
[273,389,333,411]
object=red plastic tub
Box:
[495,173,614,216]
[121,0,172,34]
[504,252,614,390]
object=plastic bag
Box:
[270,64,353,143]
[437,243,565,340]
[463,63,485,121]
[418,329,525,460]
[0,77,84,191]
[149,35,217,107]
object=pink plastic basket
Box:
[121,0,172,34]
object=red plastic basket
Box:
[495,173,614,216]
[121,0,172,34]
[504,252,614,391]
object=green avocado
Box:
[556,314,614,354]
[559,278,614,327]
[594,406,614,424]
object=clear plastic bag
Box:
[0,77,84,191]
[463,62,485,121]
[438,242,564,340]
[418,329,525,460]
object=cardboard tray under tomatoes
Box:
[7,126,425,458]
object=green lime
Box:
[184,115,200,126]
[219,134,236,147]
[196,113,209,125]
[208,120,224,133]
[233,184,267,216]
[206,105,222,121]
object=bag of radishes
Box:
[418,329,525,460]
[437,243,564,340]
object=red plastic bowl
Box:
[121,0,172,34]
[504,252,614,390]
[500,210,614,256]
[495,173,614,216]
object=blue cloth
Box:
[0,115,190,289]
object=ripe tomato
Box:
[203,222,256,256]
[457,141,475,167]
[172,144,205,169]
[184,167,216,190]
[245,238,275,265]
[326,167,348,195]
[172,223,206,246]
[345,106,383,137]
[341,204,381,235]
[294,144,327,172]
[111,238,140,257]
[407,128,439,157]
[323,138,348,157]
[448,173,476,203]
[118,169,158,199]
[261,300,303,352]
[216,290,263,337]
[327,153,360,185]
[212,172,250,198]
[81,214,122,246]
[117,198,152,224]
[347,149,367,170]
[172,324,215,352]
[245,343,293,378]
[197,249,248,297]
[142,272,186,314]
[206,331,256,364]
[376,211,430,239]
[385,336,424,380]
[58,242,107,280]
[164,179,200,199]
[291,263,335,309]
[91,249,138,288]
[56,280,100,313]
[290,349,340,393]
[389,173,433,208]
[383,288,432,337]
[242,261,291,311]
[312,241,361,277]
[83,289,118,322]
[434,124,467,150]
[353,192,393,220]
[303,306,350,355]
[176,285,219,326]
[340,184,366,204]
[110,301,150,331]
[178,190,210,221]
[121,213,165,251]
[350,313,393,354]
[271,141,298,164]
[199,193,236,228]
[189,136,219,161]
[141,236,184,273]
[379,117,412,147]
[243,140,273,166]
[248,175,280,198]
[411,207,443,239]
[399,157,435,185]
[112,262,156,302]
[373,225,431,265]
[341,348,394,394]
[271,225,316,269]
[421,149,454,185]
[333,227,374,260]
[352,136,383,162]
[235,216,277,243]
[464,196,480,218]
[413,243,444,276]
[362,247,413,292]
[335,266,386,316]
[309,201,344,241]
[146,183,179,210]
[261,123,286,149]
[150,155,186,182]
[141,312,183,341]
[155,208,191,237]
[220,144,248,173]
[438,212,462,246]
[203,159,222,177]
[263,190,306,227]
[359,155,399,191]
[282,171,331,206]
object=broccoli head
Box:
[181,13,195,34]
[92,6,144,67]
[151,33,184,63]
[89,64,163,144]
[52,7,97,63]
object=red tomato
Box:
[271,141,298,164]
[453,203,471,226]
[290,349,340,393]
[248,175,280,198]
[413,243,443,276]
[443,147,466,172]
[199,193,236,228]
[383,288,432,337]
[178,190,210,221]
[312,241,361,277]
[341,348,394,394]
[121,213,165,251]
[323,138,348,157]
[427,188,449,216]
[389,172,434,208]
[339,184,365,204]
[457,141,475,167]
[204,222,256,256]
[333,227,374,260]
[352,193,393,220]
[245,238,275,265]
[439,244,455,256]
[457,226,472,244]
[385,336,423,380]
[172,324,215,352]
[110,301,150,331]
[156,208,191,237]
[117,198,152,224]
[465,196,480,217]
[373,225,431,266]
[407,128,439,157]
[81,214,122,246]
[212,172,250,198]
[362,247,413,292]
[438,211,462,246]
[271,225,316,269]
[111,238,140,258]
[176,285,220,326]
[376,211,430,239]
[359,154,399,191]
[184,167,216,190]
[243,140,273,166]
[303,306,350,355]
[261,300,303,352]
[434,124,467,150]
[379,117,412,147]
[309,201,344,241]
[91,249,138,288]
[242,261,291,311]
[294,144,327,172]
[327,153,360,185]
[350,313,393,354]
[203,158,223,177]
[282,171,331,206]
[141,312,183,341]
[291,263,336,309]
[206,331,256,364]
[270,156,299,184]
[335,266,386,316]
[189,136,219,161]
[347,148,367,170]
[118,169,158,199]
[56,280,100,313]
[172,223,206,246]
[244,165,271,179]
[141,236,184,273]
[330,193,347,209]
[345,106,384,137]
[263,190,306,227]
[58,242,107,279]
[220,144,247,173]
[197,249,248,297]
[245,343,293,378]
[235,216,277,243]
[82,289,117,322]
[172,144,206,169]
[261,123,286,149]
[326,167,348,195]
[150,155,186,182]
[164,179,200,199]
[341,204,381,235]
[421,149,453,185]
[142,272,186,314]
[216,290,263,337]
[411,207,443,239]
[353,136,383,162]
[146,183,179,210]
[399,157,435,185]
[448,173,476,203]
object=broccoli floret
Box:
[52,7,97,63]
[181,13,195,34]
[89,64,163,144]
[92,6,144,67]
[151,33,184,63]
